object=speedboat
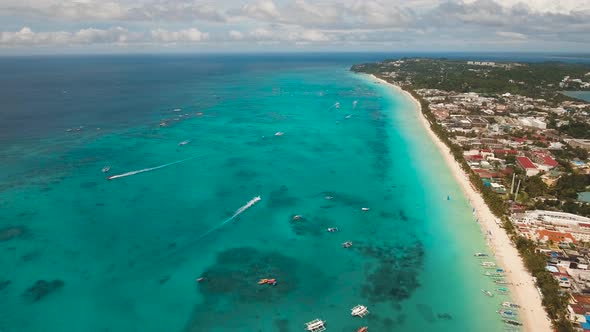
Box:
[361,207,370,212]
[274,131,284,136]
[325,196,333,200]
[178,140,191,146]
[292,215,303,221]
[342,241,353,248]
[357,327,368,332]
[327,227,339,233]
[102,166,111,173]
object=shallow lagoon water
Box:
[1,56,507,331]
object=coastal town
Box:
[353,58,590,332]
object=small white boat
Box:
[305,319,326,332]
[474,252,488,257]
[102,166,111,173]
[481,261,496,267]
[274,131,284,136]
[325,196,333,200]
[351,305,369,317]
[501,302,520,309]
[173,108,182,112]
[342,241,353,248]
[292,215,303,221]
[178,140,191,146]
[345,114,352,119]
[327,227,339,233]
[481,289,493,297]
[495,280,510,285]
[361,207,370,212]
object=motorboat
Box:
[481,289,493,297]
[342,241,353,248]
[102,166,111,173]
[178,140,191,146]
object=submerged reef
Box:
[0,226,27,241]
[357,241,424,304]
[23,279,64,302]
[185,247,324,332]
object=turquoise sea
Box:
[1,55,508,331]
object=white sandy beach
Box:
[371,75,552,332]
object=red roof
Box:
[580,223,590,228]
[537,230,576,243]
[516,156,536,169]
[494,149,518,155]
[541,155,558,167]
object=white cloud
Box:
[240,0,281,20]
[228,30,244,40]
[0,0,589,50]
[151,28,209,43]
[0,26,209,46]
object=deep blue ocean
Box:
[0,53,556,331]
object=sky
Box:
[1,0,590,54]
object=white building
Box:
[515,210,590,242]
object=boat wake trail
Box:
[107,157,195,180]
[195,196,261,239]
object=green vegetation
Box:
[352,61,579,331]
[352,58,590,102]
[559,120,590,139]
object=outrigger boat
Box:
[351,305,369,317]
[474,252,489,257]
[495,280,510,285]
[342,241,353,248]
[498,309,518,317]
[496,287,510,294]
[503,319,522,326]
[305,319,326,332]
[501,302,520,309]
[258,278,277,286]
[481,261,496,268]
[481,289,494,297]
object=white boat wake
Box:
[106,157,195,180]
[195,196,261,239]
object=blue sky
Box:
[1,0,590,54]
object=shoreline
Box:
[370,74,552,332]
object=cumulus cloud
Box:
[0,26,209,46]
[151,28,209,43]
[0,0,589,50]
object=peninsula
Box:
[352,58,590,332]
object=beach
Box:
[371,74,552,332]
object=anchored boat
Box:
[351,305,369,317]
[305,319,326,332]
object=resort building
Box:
[516,156,540,176]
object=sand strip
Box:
[371,74,552,332]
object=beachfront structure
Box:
[516,156,540,177]
[566,139,590,151]
[514,210,590,242]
